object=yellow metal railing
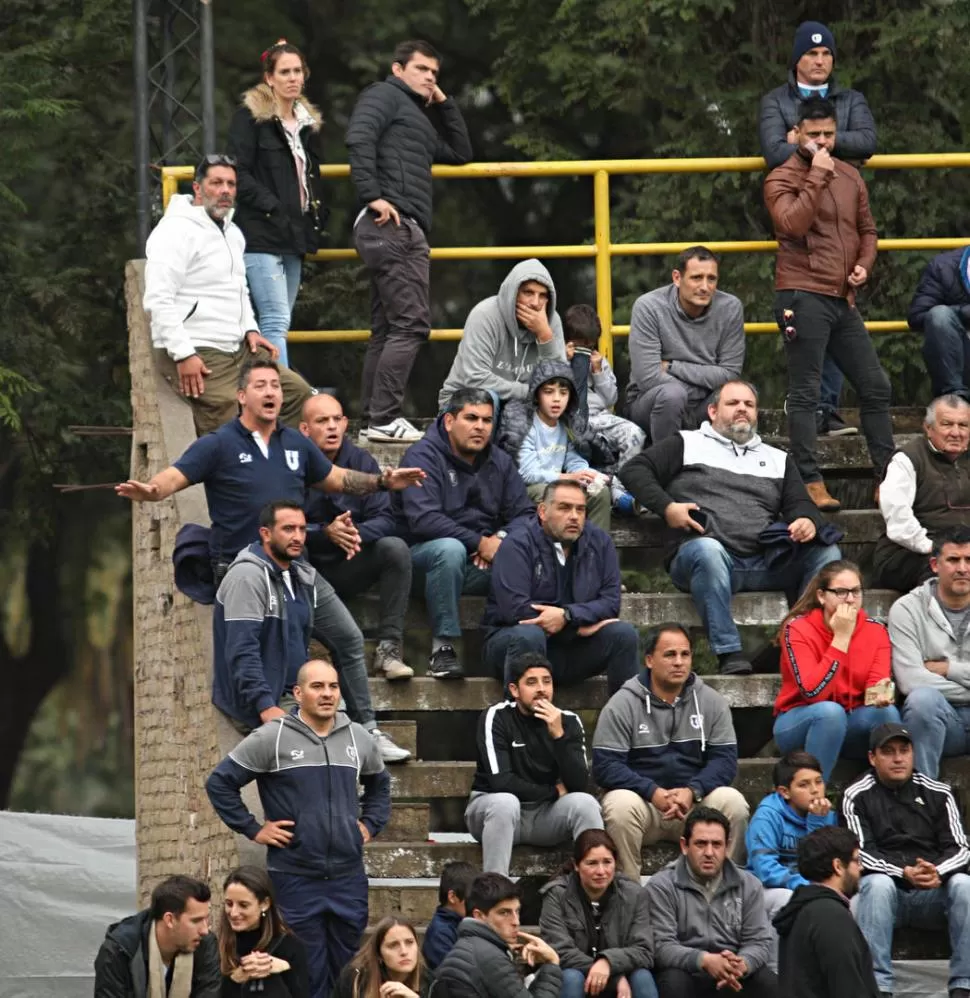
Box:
[162,154,970,363]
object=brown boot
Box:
[806,480,842,512]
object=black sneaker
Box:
[823,410,859,437]
[428,645,465,680]
[718,651,753,675]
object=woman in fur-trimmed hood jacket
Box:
[227,41,326,366]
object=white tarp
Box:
[0,810,953,997]
[0,811,136,998]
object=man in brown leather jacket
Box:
[764,96,894,512]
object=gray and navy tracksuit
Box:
[206,710,390,998]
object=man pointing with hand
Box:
[620,379,840,675]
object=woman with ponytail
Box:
[227,39,326,368]
[331,916,432,998]
[774,559,901,780]
[218,866,308,997]
[539,830,657,998]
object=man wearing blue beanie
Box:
[759,21,878,441]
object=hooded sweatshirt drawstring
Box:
[692,688,706,753]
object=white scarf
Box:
[148,923,194,998]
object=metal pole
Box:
[133,0,151,255]
[593,169,614,364]
[200,0,216,153]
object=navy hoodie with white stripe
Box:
[206,709,390,878]
[470,700,590,804]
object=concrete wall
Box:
[126,260,238,903]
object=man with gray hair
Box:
[620,380,840,675]
[873,394,970,592]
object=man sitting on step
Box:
[592,624,749,881]
[842,722,970,998]
[434,873,562,998]
[872,394,970,593]
[300,393,415,681]
[465,652,603,876]
[620,378,840,675]
[481,478,640,694]
[396,387,535,679]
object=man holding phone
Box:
[619,379,839,675]
[764,97,894,513]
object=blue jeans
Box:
[244,252,302,367]
[901,685,970,778]
[669,537,841,655]
[561,968,658,998]
[922,304,970,398]
[483,621,640,695]
[819,352,843,415]
[410,538,491,638]
[773,701,901,781]
[855,872,970,993]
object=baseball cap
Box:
[869,723,912,751]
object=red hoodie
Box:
[775,607,891,716]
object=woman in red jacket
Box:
[773,559,901,780]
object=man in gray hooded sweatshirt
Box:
[438,259,567,411]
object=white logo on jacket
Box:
[239,452,253,464]
[690,714,704,730]
[290,749,304,760]
[638,723,650,734]
[346,745,358,763]
[447,469,458,486]
[285,450,300,471]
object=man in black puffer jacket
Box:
[433,873,562,998]
[346,38,472,444]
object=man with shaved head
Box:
[207,658,390,998]
[301,394,414,680]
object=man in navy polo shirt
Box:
[301,393,414,681]
[116,359,425,578]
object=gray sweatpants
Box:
[465,790,603,875]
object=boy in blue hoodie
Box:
[422,860,478,970]
[746,750,837,969]
[497,359,610,529]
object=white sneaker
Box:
[373,642,414,681]
[372,728,411,763]
[367,417,423,443]
[357,427,371,442]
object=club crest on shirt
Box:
[238,452,253,464]
[290,749,304,760]
[285,450,301,471]
[447,469,458,486]
[690,714,703,730]
[346,744,358,763]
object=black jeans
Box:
[309,536,411,644]
[871,538,935,593]
[655,965,778,998]
[774,289,893,483]
[354,212,431,425]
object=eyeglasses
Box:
[822,587,864,600]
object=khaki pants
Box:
[155,342,312,437]
[601,786,749,879]
[527,481,610,531]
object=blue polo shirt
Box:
[175,418,333,562]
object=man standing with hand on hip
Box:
[764,97,893,513]
[347,39,472,443]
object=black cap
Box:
[869,723,912,751]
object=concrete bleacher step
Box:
[376,719,417,757]
[384,803,430,842]
[351,588,898,634]
[368,673,782,712]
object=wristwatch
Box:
[691,786,703,804]
[562,606,573,625]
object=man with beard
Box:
[464,652,602,875]
[481,478,640,693]
[211,499,410,762]
[772,826,878,998]
[207,659,390,998]
[143,156,313,436]
[116,359,425,582]
[842,723,970,998]
[620,380,839,675]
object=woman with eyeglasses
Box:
[228,39,326,368]
[218,865,309,997]
[773,559,901,780]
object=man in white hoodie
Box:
[437,259,567,412]
[143,156,312,436]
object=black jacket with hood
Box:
[431,919,561,998]
[346,76,471,234]
[227,85,326,255]
[93,909,221,998]
[773,884,880,998]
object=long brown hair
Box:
[347,916,426,998]
[218,866,291,974]
[777,559,862,642]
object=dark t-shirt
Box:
[175,418,332,562]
